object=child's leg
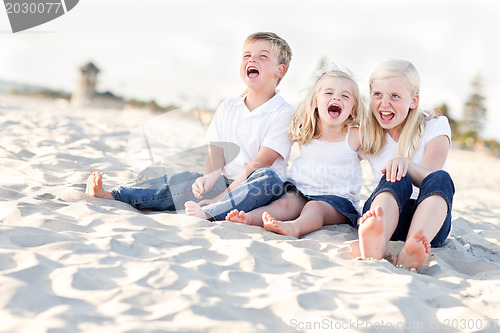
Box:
[226,191,307,226]
[264,200,348,238]
[395,195,444,271]
[396,171,454,270]
[86,171,114,200]
[358,193,399,260]
[359,175,412,261]
[190,168,286,221]
[91,171,205,211]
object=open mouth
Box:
[379,111,395,122]
[328,104,342,118]
[247,66,259,79]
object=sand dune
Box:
[1,94,499,332]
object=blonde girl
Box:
[359,59,455,271]
[226,65,365,238]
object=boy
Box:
[86,32,294,221]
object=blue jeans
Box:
[111,168,287,221]
[362,170,455,247]
[203,168,287,221]
[111,171,231,211]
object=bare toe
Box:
[262,212,298,237]
[225,210,248,224]
[395,230,430,271]
[85,171,113,199]
[185,201,210,220]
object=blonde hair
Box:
[362,59,433,157]
[244,32,292,84]
[289,69,363,145]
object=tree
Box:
[316,56,330,70]
[461,73,486,136]
[434,103,458,139]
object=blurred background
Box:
[1,0,499,151]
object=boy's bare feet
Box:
[225,209,248,224]
[85,171,115,200]
[184,201,208,219]
[262,212,299,238]
[395,230,430,271]
[358,206,386,260]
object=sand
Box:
[1,94,499,332]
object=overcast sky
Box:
[1,0,499,139]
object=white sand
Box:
[1,94,500,332]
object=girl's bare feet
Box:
[262,212,299,238]
[184,201,208,219]
[85,172,114,200]
[396,230,430,271]
[225,209,248,224]
[358,206,386,260]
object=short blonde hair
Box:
[289,69,363,145]
[244,32,292,84]
[362,59,433,157]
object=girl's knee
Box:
[268,193,300,211]
[424,170,455,194]
[269,197,290,210]
[378,174,412,194]
[420,171,455,202]
[365,174,412,213]
[304,200,325,210]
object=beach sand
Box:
[1,94,499,332]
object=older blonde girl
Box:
[359,59,455,271]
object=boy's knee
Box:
[248,168,281,183]
[251,167,276,177]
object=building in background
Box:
[71,62,125,109]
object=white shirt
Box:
[362,116,451,199]
[206,93,294,180]
[289,129,362,210]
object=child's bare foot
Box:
[184,201,208,219]
[358,206,386,260]
[337,240,361,259]
[395,230,430,271]
[262,212,299,238]
[225,209,248,224]
[85,172,114,200]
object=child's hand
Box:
[192,176,213,198]
[382,157,409,182]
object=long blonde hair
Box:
[289,69,363,145]
[362,59,433,157]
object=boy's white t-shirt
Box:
[205,93,294,180]
[363,116,451,199]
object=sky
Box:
[1,0,499,139]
